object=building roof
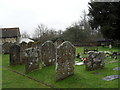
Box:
[19,38,34,43]
[0,27,20,38]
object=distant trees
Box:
[33,24,48,39]
[21,32,30,38]
[33,24,58,43]
[61,10,102,44]
[32,9,105,45]
[88,1,120,40]
[34,5,115,44]
[62,24,88,43]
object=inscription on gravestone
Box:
[25,48,39,73]
[41,41,56,66]
[10,45,21,66]
[56,41,75,81]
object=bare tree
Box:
[21,32,30,38]
[33,24,59,43]
[33,24,48,38]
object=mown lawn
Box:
[1,46,120,88]
[0,54,2,89]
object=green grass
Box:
[1,46,120,88]
[1,55,49,88]
[0,54,2,89]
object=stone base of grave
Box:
[56,73,74,81]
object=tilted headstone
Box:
[85,51,105,71]
[19,42,28,64]
[41,41,56,66]
[25,48,39,73]
[56,41,75,81]
[10,45,21,66]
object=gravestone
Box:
[41,41,56,66]
[85,51,105,71]
[25,48,39,73]
[10,45,21,66]
[19,42,28,64]
[27,42,36,48]
[2,42,14,54]
[54,38,64,47]
[56,41,75,81]
[36,41,42,61]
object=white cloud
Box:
[0,0,90,37]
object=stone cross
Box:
[56,41,75,81]
[41,41,56,66]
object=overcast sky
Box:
[0,0,90,37]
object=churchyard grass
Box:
[1,46,120,88]
[1,55,49,88]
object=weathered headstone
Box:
[56,41,75,81]
[25,48,39,73]
[85,51,105,71]
[109,61,118,63]
[41,41,56,66]
[54,38,64,47]
[19,42,28,64]
[36,41,42,61]
[2,42,14,54]
[27,42,36,48]
[10,45,21,66]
